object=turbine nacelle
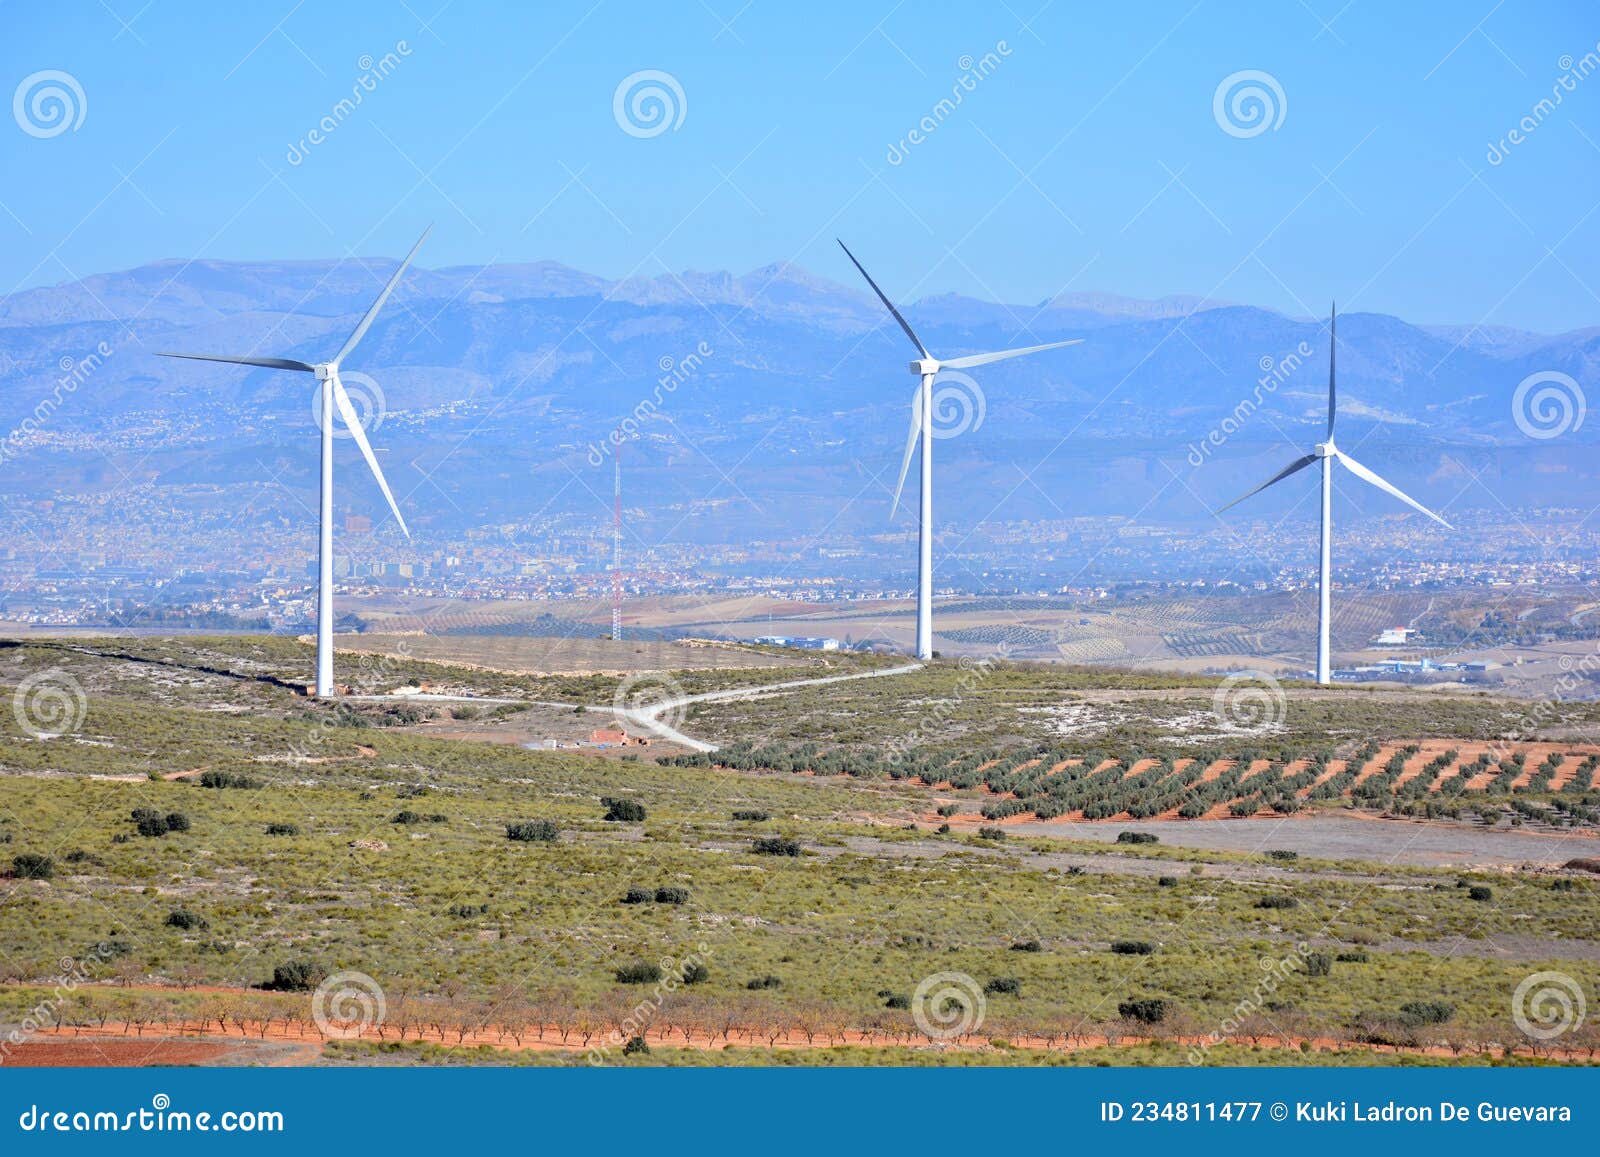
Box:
[910,358,940,376]
[1313,440,1335,458]
[314,363,336,381]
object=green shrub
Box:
[199,770,261,789]
[1255,895,1299,910]
[655,885,690,905]
[1111,940,1155,955]
[1010,939,1042,953]
[681,961,709,985]
[447,903,489,918]
[1467,885,1493,902]
[265,960,326,992]
[1398,1000,1454,1026]
[731,809,770,821]
[11,852,54,880]
[1118,997,1169,1024]
[622,1035,650,1056]
[1303,952,1333,977]
[393,810,423,825]
[505,820,558,843]
[884,993,911,1010]
[615,961,663,984]
[131,808,189,837]
[984,977,1021,996]
[746,975,782,990]
[1265,849,1299,861]
[265,822,300,836]
[752,836,801,857]
[1335,950,1369,963]
[602,796,647,823]
[935,804,959,817]
[1116,831,1159,845]
[976,826,1007,841]
[1157,876,1178,887]
[621,886,654,905]
[164,909,207,931]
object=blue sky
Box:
[2,0,1598,330]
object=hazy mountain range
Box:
[1,254,1595,533]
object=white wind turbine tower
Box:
[1215,304,1451,685]
[838,240,1083,661]
[159,227,431,697]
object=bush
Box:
[681,961,709,985]
[131,808,188,837]
[1157,876,1179,887]
[1304,952,1333,977]
[163,812,191,833]
[984,977,1021,996]
[1335,950,1369,963]
[615,962,663,984]
[1398,1000,1454,1026]
[935,804,959,817]
[655,886,690,905]
[1116,831,1159,845]
[602,796,647,823]
[884,993,911,1010]
[746,975,782,990]
[265,822,300,836]
[1119,998,1169,1024]
[976,826,1007,841]
[265,960,326,992]
[199,770,261,789]
[11,853,54,880]
[1010,939,1042,953]
[447,903,489,918]
[731,809,770,822]
[622,1035,650,1056]
[1111,940,1155,955]
[505,820,558,843]
[392,810,423,825]
[165,909,207,931]
[1467,885,1493,902]
[1265,849,1299,861]
[1255,895,1299,910]
[752,836,801,857]
[621,886,654,905]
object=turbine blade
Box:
[1327,302,1337,440]
[1335,451,1451,529]
[890,396,920,518]
[1213,452,1318,516]
[157,351,315,373]
[335,225,433,365]
[332,373,411,538]
[836,239,928,357]
[940,338,1085,370]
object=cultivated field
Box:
[1,636,1597,1067]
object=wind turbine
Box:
[838,240,1083,661]
[159,227,431,697]
[1215,305,1451,685]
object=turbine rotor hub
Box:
[314,363,335,381]
[1314,440,1335,458]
